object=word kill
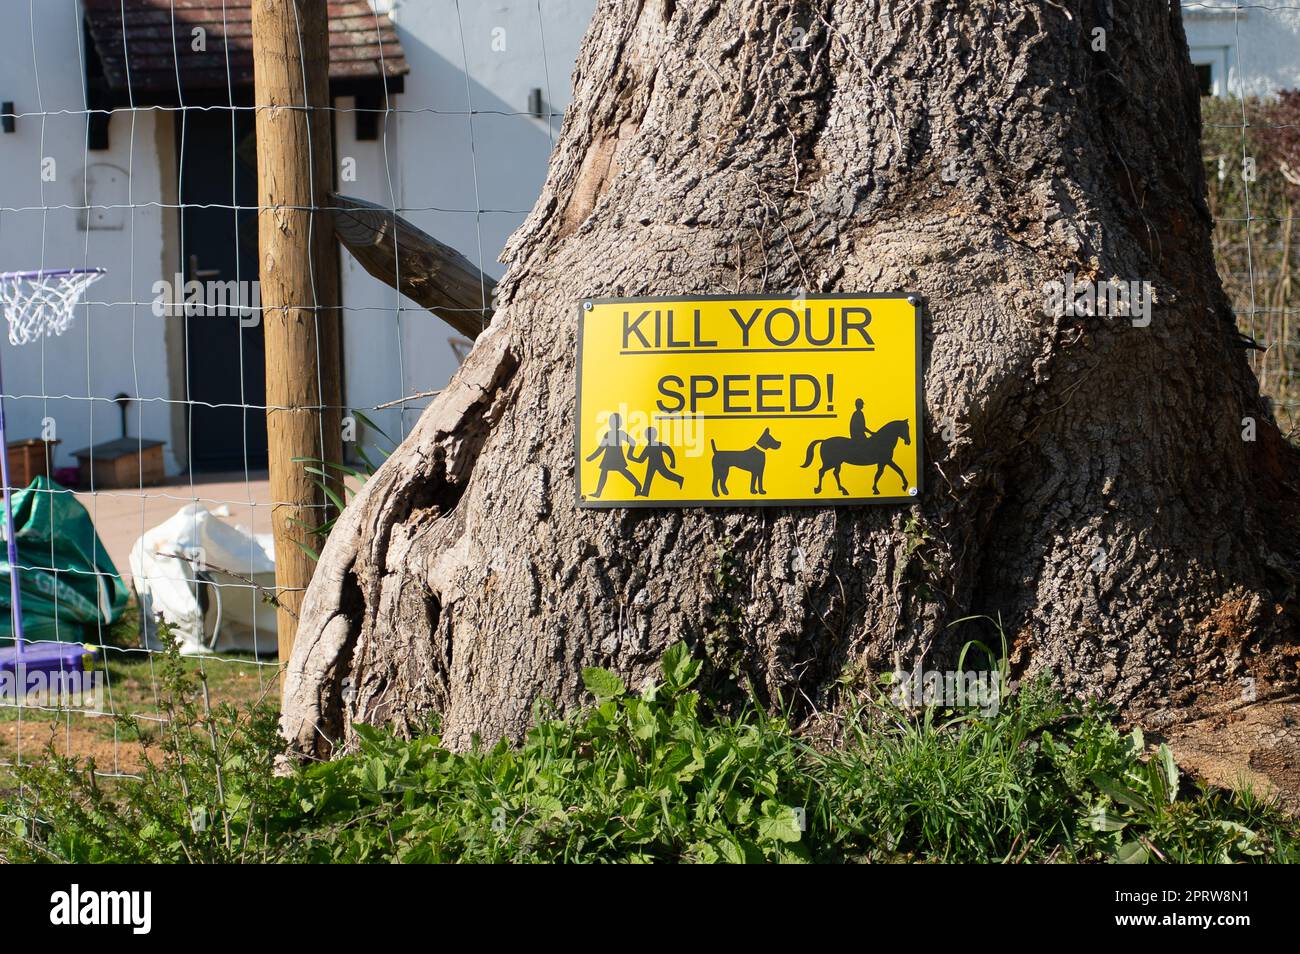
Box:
[621,304,876,350]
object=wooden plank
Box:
[331,192,495,340]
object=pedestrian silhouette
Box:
[586,413,642,497]
[629,426,684,496]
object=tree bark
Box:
[281,0,1300,759]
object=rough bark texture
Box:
[282,0,1300,759]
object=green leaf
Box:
[531,795,565,821]
[629,700,659,741]
[363,758,388,791]
[318,483,349,514]
[661,641,701,691]
[1128,727,1145,754]
[717,837,747,864]
[293,540,322,562]
[295,457,370,479]
[582,667,625,702]
[1088,808,1129,833]
[352,724,386,745]
[1215,820,1255,838]
[693,842,720,864]
[1158,744,1179,803]
[756,801,803,844]
[352,409,394,445]
[1214,819,1258,854]
[1115,840,1150,864]
[1090,772,1150,811]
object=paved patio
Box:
[72,472,274,581]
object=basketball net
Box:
[0,268,105,346]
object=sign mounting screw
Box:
[907,295,919,306]
[583,300,593,311]
[908,487,918,496]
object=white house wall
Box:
[0,3,180,476]
[341,0,595,445]
[1,0,598,480]
[1183,3,1300,97]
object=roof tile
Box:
[84,0,408,99]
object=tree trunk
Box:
[281,0,1299,759]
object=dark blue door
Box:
[177,107,268,471]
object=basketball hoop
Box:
[0,267,105,345]
[0,267,104,679]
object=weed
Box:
[2,642,1295,863]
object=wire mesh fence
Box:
[1191,3,1300,434]
[0,1,1295,793]
[0,0,583,785]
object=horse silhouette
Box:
[801,419,911,495]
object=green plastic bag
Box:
[0,477,128,643]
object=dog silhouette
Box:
[710,427,782,496]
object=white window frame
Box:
[1189,45,1231,96]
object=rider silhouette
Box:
[586,413,642,497]
[849,398,875,443]
[629,426,684,496]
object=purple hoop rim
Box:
[0,267,106,280]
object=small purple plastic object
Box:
[0,640,88,674]
[0,641,91,699]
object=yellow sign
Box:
[576,294,923,507]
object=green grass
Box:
[1,641,1295,864]
[1,593,274,743]
[0,650,274,730]
[0,642,276,795]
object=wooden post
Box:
[252,0,343,678]
[330,193,495,338]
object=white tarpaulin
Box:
[129,503,278,655]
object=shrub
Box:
[2,642,1295,863]
[1200,93,1299,435]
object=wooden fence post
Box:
[252,0,343,681]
